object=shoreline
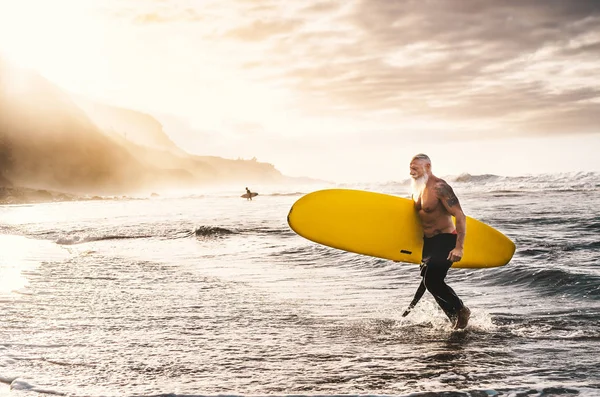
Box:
[0,186,128,205]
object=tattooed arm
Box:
[436,180,466,262]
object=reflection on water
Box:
[0,266,29,293]
[0,235,69,295]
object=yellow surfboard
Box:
[287,189,515,268]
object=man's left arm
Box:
[436,181,466,262]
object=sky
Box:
[0,0,599,182]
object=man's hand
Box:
[447,248,463,263]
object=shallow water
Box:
[1,175,599,396]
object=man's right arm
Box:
[436,181,466,262]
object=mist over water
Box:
[1,173,599,397]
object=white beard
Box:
[411,174,429,202]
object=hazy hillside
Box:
[74,97,185,155]
[77,102,288,186]
[0,59,148,193]
[0,58,295,196]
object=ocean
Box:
[1,173,599,397]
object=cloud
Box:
[96,0,600,143]
[132,9,204,24]
[299,1,342,15]
[105,0,204,24]
[236,0,600,138]
[224,20,303,41]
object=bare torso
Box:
[413,177,456,237]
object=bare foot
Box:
[453,306,471,329]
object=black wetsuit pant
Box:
[409,233,465,321]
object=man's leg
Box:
[423,262,464,323]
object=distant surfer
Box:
[403,153,471,329]
[245,187,253,201]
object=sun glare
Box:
[1,61,37,95]
[0,0,105,93]
[0,237,32,294]
[0,235,71,295]
[0,266,29,294]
